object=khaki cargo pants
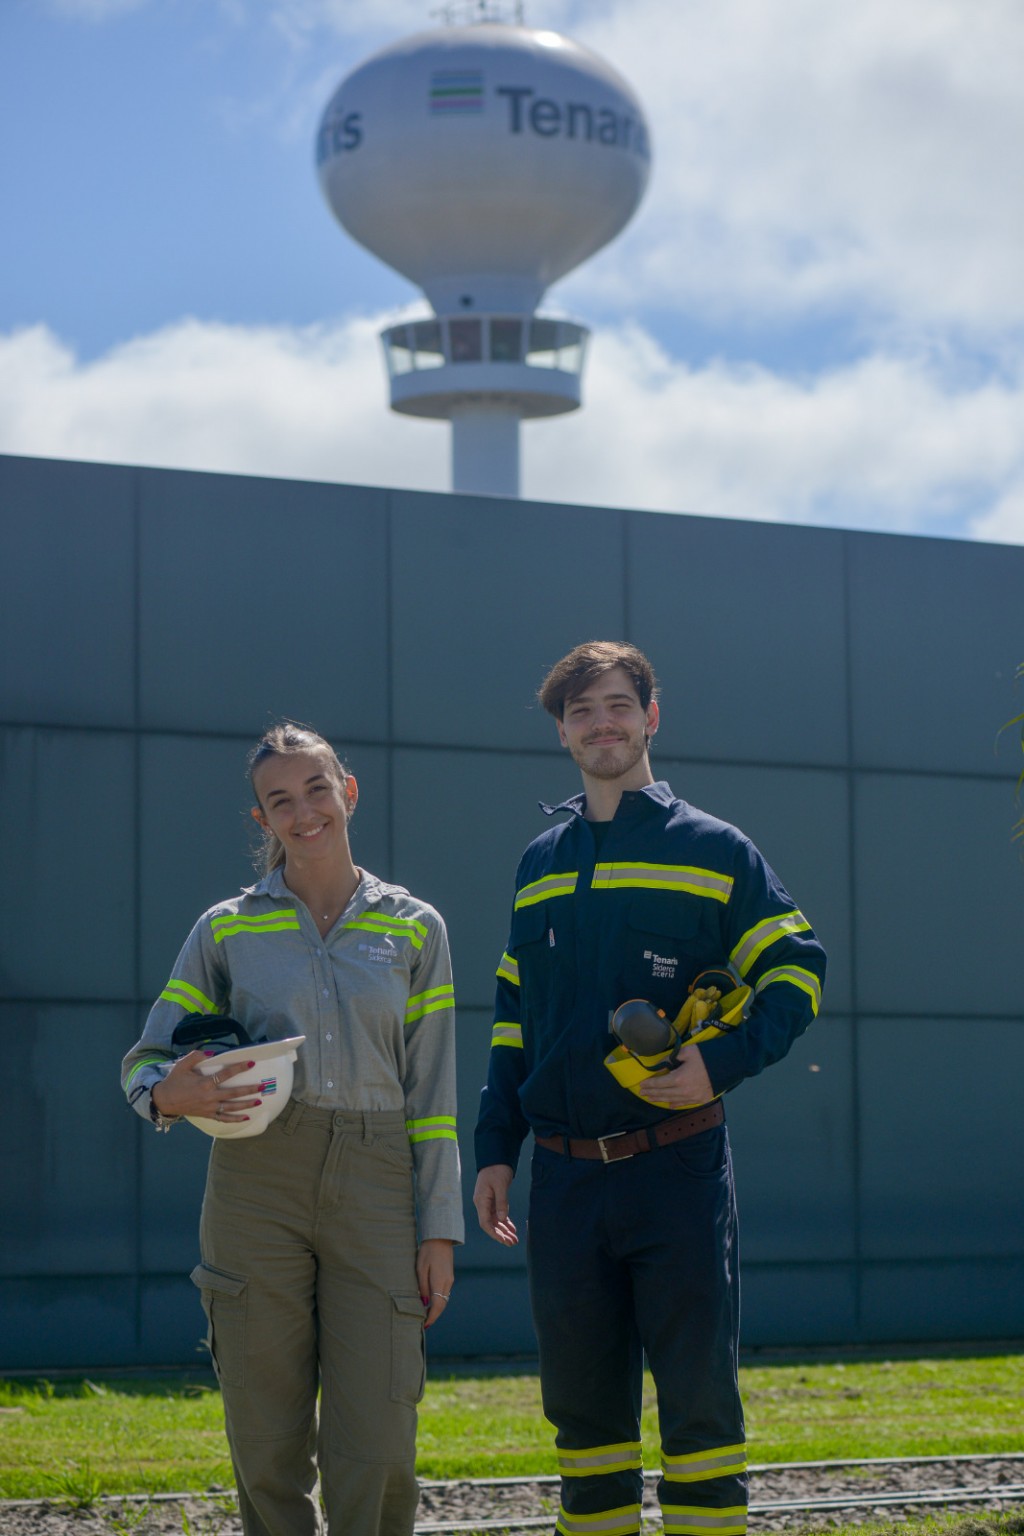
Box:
[192,1102,426,1536]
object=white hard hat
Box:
[187,1036,306,1140]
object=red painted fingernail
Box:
[203,1050,216,1057]
[248,1061,255,1068]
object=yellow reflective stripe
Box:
[558,1442,642,1476]
[730,911,810,975]
[556,1505,642,1536]
[159,978,217,1013]
[497,952,520,987]
[661,1445,748,1482]
[754,965,821,1016]
[210,908,298,931]
[405,1116,457,1143]
[343,915,427,949]
[591,863,733,903]
[515,871,579,909]
[662,1505,747,1535]
[491,1022,523,1049]
[404,985,455,1024]
[211,909,300,943]
[125,1052,173,1088]
[210,908,294,928]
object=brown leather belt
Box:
[535,1100,724,1163]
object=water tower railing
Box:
[382,316,587,376]
[429,1,526,28]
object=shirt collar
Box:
[540,779,675,819]
[243,866,386,909]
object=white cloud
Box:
[0,319,447,493]
[526,324,1024,539]
[560,0,1024,341]
[239,0,1024,349]
[971,486,1024,546]
[3,315,1023,544]
[55,0,1021,347]
[266,0,439,47]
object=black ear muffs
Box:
[611,999,677,1059]
[171,1013,259,1055]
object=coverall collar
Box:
[540,779,676,820]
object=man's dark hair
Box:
[538,641,659,720]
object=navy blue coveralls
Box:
[475,782,827,1536]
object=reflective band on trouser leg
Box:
[659,1446,748,1536]
[661,1444,747,1483]
[662,1505,748,1535]
[555,1503,643,1536]
[558,1443,642,1479]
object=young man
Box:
[473,641,826,1536]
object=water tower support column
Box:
[450,403,521,498]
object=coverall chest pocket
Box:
[511,899,575,1022]
[619,893,711,1013]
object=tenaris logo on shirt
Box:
[644,949,678,979]
[358,942,396,965]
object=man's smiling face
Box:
[556,665,659,783]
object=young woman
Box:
[122,723,462,1536]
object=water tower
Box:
[316,4,651,497]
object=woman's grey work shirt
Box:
[121,867,464,1243]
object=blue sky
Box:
[2,0,1023,541]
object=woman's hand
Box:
[150,1050,263,1125]
[416,1238,455,1329]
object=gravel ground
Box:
[2,1457,1023,1536]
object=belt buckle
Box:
[597,1130,633,1163]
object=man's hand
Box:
[473,1165,518,1246]
[636,1044,714,1108]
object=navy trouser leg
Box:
[528,1146,645,1536]
[629,1128,747,1536]
[527,1126,747,1536]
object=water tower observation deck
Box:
[316,9,651,496]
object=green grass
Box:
[799,1520,1024,1536]
[0,1352,1021,1500]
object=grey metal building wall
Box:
[1,450,1022,1371]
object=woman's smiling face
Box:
[251,749,356,866]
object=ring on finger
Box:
[431,1291,450,1302]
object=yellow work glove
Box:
[673,984,751,1047]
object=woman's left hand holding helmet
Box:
[417,1238,455,1328]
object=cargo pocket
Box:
[191,1263,247,1389]
[388,1292,426,1407]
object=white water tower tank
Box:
[316,10,651,497]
